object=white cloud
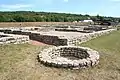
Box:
[0,4,33,9]
[64,0,69,2]
[111,0,120,2]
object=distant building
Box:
[83,20,93,22]
[80,20,93,23]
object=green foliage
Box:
[0,11,119,22]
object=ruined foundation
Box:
[39,46,99,69]
[0,32,29,45]
[0,27,116,46]
[0,27,116,69]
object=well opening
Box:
[58,47,89,60]
[39,46,100,69]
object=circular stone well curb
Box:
[39,46,100,69]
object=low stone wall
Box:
[59,47,89,59]
[67,29,116,46]
[0,28,68,46]
[29,33,67,46]
[0,28,116,46]
[39,46,99,69]
[55,28,78,32]
[0,33,29,45]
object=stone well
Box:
[39,46,100,69]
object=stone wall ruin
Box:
[0,27,117,69]
[39,46,99,69]
[0,28,116,46]
[0,32,29,45]
[29,33,67,46]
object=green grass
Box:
[0,44,38,73]
[81,30,120,54]
[79,30,120,80]
[0,31,120,80]
[0,44,49,80]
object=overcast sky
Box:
[0,0,120,17]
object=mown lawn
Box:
[0,31,120,80]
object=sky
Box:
[0,0,120,17]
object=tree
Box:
[0,11,119,22]
[0,15,8,22]
[14,15,26,22]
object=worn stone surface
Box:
[39,46,100,69]
[0,32,29,45]
[0,27,116,46]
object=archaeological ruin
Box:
[0,25,117,69]
[0,32,29,45]
[0,26,116,46]
[39,46,99,69]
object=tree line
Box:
[0,11,119,22]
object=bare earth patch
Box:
[29,40,47,46]
[0,22,89,27]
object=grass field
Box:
[0,30,120,80]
